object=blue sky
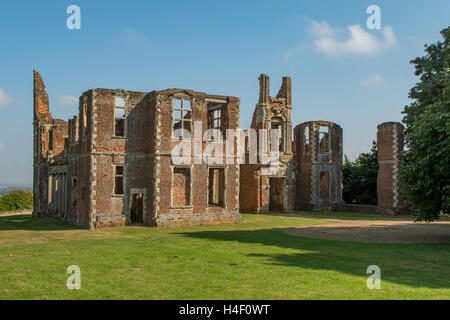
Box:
[0,0,449,184]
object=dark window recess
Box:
[115,166,124,195]
[48,129,53,150]
[115,118,125,137]
[71,179,77,208]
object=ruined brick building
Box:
[294,121,343,211]
[33,70,240,228]
[33,70,408,229]
[239,75,296,213]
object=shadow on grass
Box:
[0,214,82,231]
[283,211,414,221]
[179,228,450,289]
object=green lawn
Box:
[0,212,449,299]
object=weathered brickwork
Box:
[33,70,410,228]
[294,121,344,211]
[33,70,70,220]
[240,74,295,213]
[33,71,240,229]
[376,122,409,215]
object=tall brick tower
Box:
[376,122,409,214]
[240,74,295,213]
[32,70,51,217]
[294,121,343,211]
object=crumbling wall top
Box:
[33,70,50,121]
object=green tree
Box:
[343,141,378,205]
[0,189,33,213]
[399,27,450,221]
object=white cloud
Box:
[309,20,396,56]
[0,88,13,107]
[310,20,337,39]
[55,95,78,108]
[360,74,384,87]
[0,142,5,152]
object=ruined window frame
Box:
[206,101,227,141]
[270,117,284,153]
[114,97,127,138]
[64,136,69,158]
[48,128,54,151]
[48,174,53,205]
[113,165,125,196]
[40,127,45,155]
[319,125,331,154]
[81,98,88,141]
[172,98,192,140]
[71,177,78,208]
[170,166,192,208]
[207,166,226,208]
[319,171,330,200]
[304,126,310,153]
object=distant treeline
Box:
[0,189,33,213]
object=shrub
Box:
[0,189,34,213]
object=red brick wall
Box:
[376,122,408,215]
[294,121,343,210]
[153,90,240,226]
[34,72,242,228]
[240,74,294,213]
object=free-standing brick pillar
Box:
[294,121,343,211]
[376,122,409,215]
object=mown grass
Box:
[0,213,449,300]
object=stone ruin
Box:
[33,70,409,228]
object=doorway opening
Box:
[269,177,286,212]
[130,193,144,224]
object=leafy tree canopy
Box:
[343,141,378,205]
[400,27,450,221]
